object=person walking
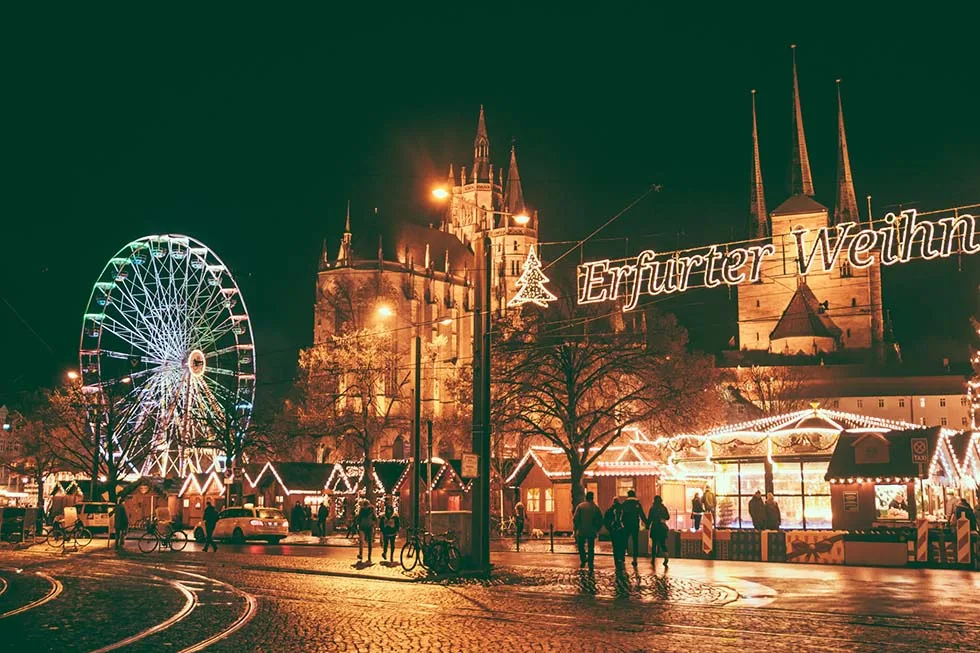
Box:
[379,504,400,561]
[764,492,781,530]
[355,499,377,563]
[647,495,670,566]
[514,499,527,542]
[202,499,219,553]
[622,490,646,567]
[603,497,628,569]
[317,501,328,538]
[113,499,128,551]
[690,492,704,531]
[702,485,716,520]
[290,501,304,533]
[572,491,603,570]
[748,490,765,530]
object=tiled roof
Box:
[771,194,827,216]
[770,283,842,342]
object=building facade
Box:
[737,52,884,355]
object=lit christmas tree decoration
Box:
[508,245,557,308]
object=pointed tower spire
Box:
[336,200,353,264]
[447,164,455,187]
[473,105,490,182]
[790,45,815,196]
[504,142,526,219]
[749,90,769,239]
[833,80,859,226]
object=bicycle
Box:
[492,514,516,537]
[46,519,92,549]
[400,528,460,573]
[138,519,188,553]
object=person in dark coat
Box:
[113,500,128,551]
[621,490,646,567]
[379,504,400,561]
[572,491,604,570]
[690,492,704,531]
[603,497,628,569]
[317,502,329,538]
[646,495,670,566]
[514,500,527,542]
[303,504,313,532]
[748,490,765,530]
[764,493,781,530]
[290,501,304,533]
[202,500,219,552]
[355,499,377,563]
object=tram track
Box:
[0,572,63,619]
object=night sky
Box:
[4,7,979,402]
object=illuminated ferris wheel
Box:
[79,235,255,477]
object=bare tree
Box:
[495,293,720,513]
[196,392,273,503]
[296,326,411,498]
[730,365,810,415]
[0,396,60,532]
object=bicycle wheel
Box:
[138,532,159,553]
[446,544,461,573]
[427,542,447,573]
[47,528,65,548]
[74,528,93,548]
[169,530,188,551]
[400,540,419,571]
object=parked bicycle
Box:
[138,519,188,553]
[400,528,461,573]
[491,514,516,537]
[46,519,92,549]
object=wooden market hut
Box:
[176,471,226,525]
[247,461,335,513]
[825,426,962,530]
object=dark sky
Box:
[3,7,979,401]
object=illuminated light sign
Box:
[572,209,979,311]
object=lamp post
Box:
[431,186,529,573]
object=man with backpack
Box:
[603,497,628,569]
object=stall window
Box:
[802,461,832,529]
[183,498,190,508]
[876,485,909,520]
[545,488,554,513]
[447,495,461,511]
[527,488,540,512]
[616,478,635,497]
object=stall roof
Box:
[824,426,959,484]
[250,461,335,494]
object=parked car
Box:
[74,502,115,533]
[193,505,287,544]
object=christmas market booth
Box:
[176,471,228,526]
[247,461,335,512]
[325,459,411,527]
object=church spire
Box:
[473,105,490,182]
[336,200,353,264]
[790,45,814,197]
[750,90,769,239]
[504,142,526,219]
[833,80,859,226]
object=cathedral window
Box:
[511,260,518,276]
[840,260,852,278]
[857,399,864,408]
[851,298,857,308]
[755,300,760,308]
[899,398,905,408]
[940,397,947,407]
[878,398,885,408]
[513,240,518,252]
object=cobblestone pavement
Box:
[2,543,980,651]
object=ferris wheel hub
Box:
[187,349,207,377]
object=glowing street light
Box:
[513,213,531,226]
[66,370,79,381]
[376,304,394,319]
[439,317,452,326]
[431,187,450,201]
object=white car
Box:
[195,505,288,544]
[73,502,115,533]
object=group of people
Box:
[572,490,672,570]
[692,487,782,531]
[349,499,401,564]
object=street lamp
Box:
[431,185,531,228]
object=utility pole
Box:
[412,326,422,535]
[470,233,493,573]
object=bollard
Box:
[516,527,520,552]
[956,518,971,564]
[701,512,714,555]
[550,523,554,553]
[916,518,928,562]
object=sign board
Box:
[571,209,980,311]
[461,453,478,478]
[911,438,929,464]
[843,491,859,513]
